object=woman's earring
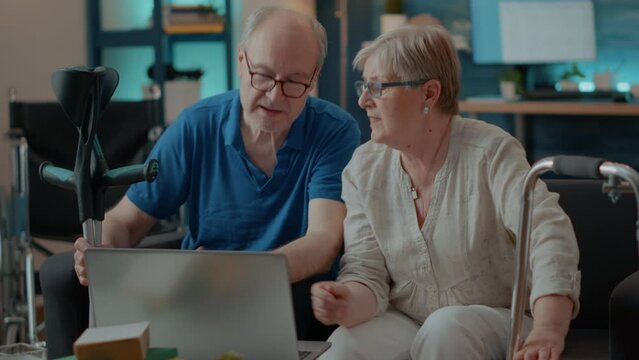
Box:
[423,105,430,115]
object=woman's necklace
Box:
[410,119,451,200]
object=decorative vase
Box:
[559,80,578,91]
[380,14,408,34]
[500,81,518,100]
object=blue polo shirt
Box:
[127,90,360,251]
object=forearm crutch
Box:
[39,65,159,326]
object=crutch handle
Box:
[39,162,75,190]
[552,155,606,179]
[103,159,159,186]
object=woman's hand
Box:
[311,281,351,325]
[514,325,565,360]
[515,294,573,360]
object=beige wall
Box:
[0,0,87,193]
[0,0,87,262]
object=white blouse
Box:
[338,115,581,323]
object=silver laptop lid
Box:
[86,248,300,360]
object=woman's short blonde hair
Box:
[353,25,460,114]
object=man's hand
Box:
[311,281,350,325]
[72,196,158,286]
[275,199,345,283]
[514,325,565,360]
[73,237,113,286]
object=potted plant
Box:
[559,63,585,91]
[499,67,523,100]
[381,0,407,33]
[385,0,404,14]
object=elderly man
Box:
[40,7,360,358]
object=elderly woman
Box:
[311,25,580,360]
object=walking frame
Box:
[508,155,639,359]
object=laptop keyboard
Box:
[298,350,313,359]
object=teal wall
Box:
[365,0,639,168]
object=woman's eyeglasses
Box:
[354,79,428,98]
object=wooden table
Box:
[458,100,639,147]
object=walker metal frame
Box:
[508,155,639,359]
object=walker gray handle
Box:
[552,155,606,179]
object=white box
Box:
[143,81,201,125]
[163,80,201,125]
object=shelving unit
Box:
[86,0,233,121]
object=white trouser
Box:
[319,305,533,360]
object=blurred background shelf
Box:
[87,0,233,123]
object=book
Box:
[162,4,224,30]
[164,23,224,34]
[72,321,151,360]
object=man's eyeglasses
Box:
[354,79,428,98]
[244,51,317,99]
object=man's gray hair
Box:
[240,7,328,69]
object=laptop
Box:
[85,248,331,360]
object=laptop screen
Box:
[86,248,301,360]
